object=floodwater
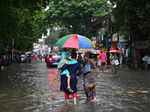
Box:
[0,61,150,112]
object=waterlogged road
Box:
[0,62,150,112]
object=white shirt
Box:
[142,56,149,62]
[147,57,150,64]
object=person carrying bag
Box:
[82,52,97,101]
[110,53,119,74]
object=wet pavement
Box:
[0,61,150,112]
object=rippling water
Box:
[0,62,150,112]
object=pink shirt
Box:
[100,53,106,63]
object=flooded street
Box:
[0,62,150,112]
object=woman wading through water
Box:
[82,52,97,101]
[60,52,82,104]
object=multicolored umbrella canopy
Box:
[55,34,95,49]
[109,49,122,53]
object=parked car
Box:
[45,53,60,67]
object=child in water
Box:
[57,52,73,92]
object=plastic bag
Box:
[115,59,119,65]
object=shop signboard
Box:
[118,35,128,48]
[119,35,128,42]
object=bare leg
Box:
[66,99,70,104]
[84,89,88,99]
[72,93,77,104]
[84,87,90,101]
[99,66,102,72]
[104,64,107,71]
[92,87,96,100]
[73,97,77,104]
[66,74,71,89]
[64,93,69,104]
[101,65,103,71]
[66,75,73,92]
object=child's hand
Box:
[62,59,67,63]
[64,60,67,63]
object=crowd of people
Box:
[56,49,150,104]
[57,50,122,104]
[96,50,121,74]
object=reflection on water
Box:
[0,63,150,112]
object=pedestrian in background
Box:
[109,53,119,74]
[97,50,102,71]
[100,50,107,72]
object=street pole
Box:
[12,39,14,61]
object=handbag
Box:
[114,59,119,65]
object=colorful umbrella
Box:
[96,50,101,55]
[55,34,95,49]
[109,49,122,53]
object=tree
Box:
[110,0,150,39]
[110,0,150,68]
[0,0,49,51]
[45,27,69,47]
[46,0,112,37]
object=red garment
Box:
[32,56,36,60]
[64,92,77,99]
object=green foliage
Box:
[45,31,59,46]
[0,0,49,51]
[110,0,150,39]
[45,27,69,46]
[46,0,112,37]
